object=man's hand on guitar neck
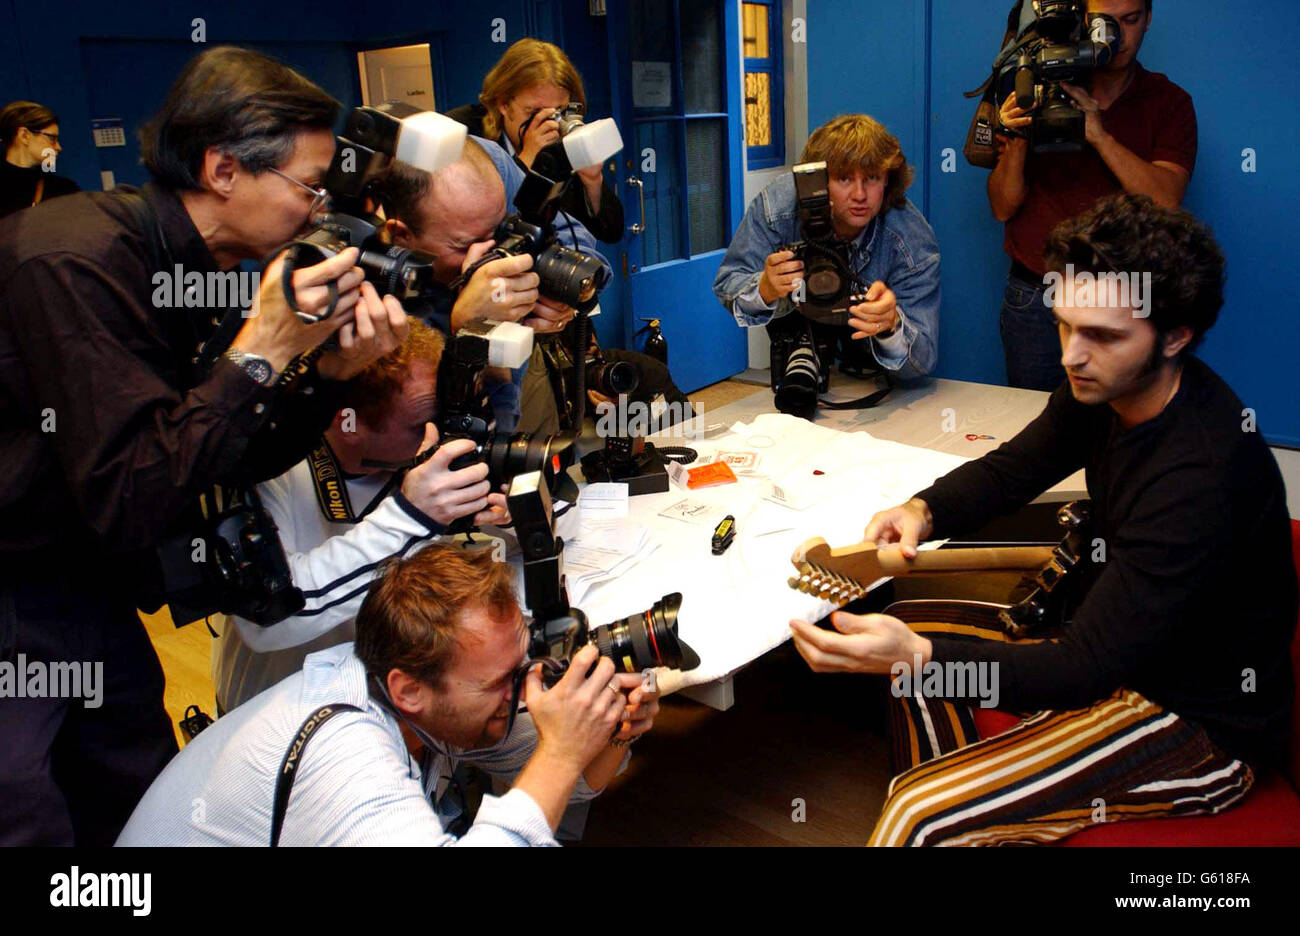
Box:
[789,611,933,676]
[864,498,934,558]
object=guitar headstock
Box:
[788,537,887,606]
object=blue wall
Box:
[808,0,1300,447]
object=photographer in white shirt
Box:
[213,317,509,712]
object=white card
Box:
[578,483,629,517]
[658,498,718,526]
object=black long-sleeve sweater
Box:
[914,356,1296,769]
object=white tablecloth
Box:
[552,413,970,694]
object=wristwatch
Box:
[224,347,276,387]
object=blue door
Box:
[606,0,748,394]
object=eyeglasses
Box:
[268,166,329,220]
[29,129,59,145]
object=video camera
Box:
[780,162,868,326]
[286,102,467,320]
[997,1,1120,154]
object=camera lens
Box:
[590,593,700,673]
[775,343,821,420]
[357,242,436,299]
[586,359,639,397]
[534,243,606,307]
[485,430,577,491]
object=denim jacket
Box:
[411,137,612,431]
[713,172,940,380]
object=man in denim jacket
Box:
[714,115,940,382]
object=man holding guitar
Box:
[790,193,1297,846]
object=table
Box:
[558,375,1085,711]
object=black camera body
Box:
[506,470,698,687]
[525,102,589,182]
[156,490,305,628]
[460,213,608,312]
[999,2,1120,154]
[290,102,466,320]
[782,162,866,326]
[434,319,576,500]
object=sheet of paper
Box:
[658,497,723,526]
[578,482,629,517]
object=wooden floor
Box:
[580,641,894,846]
[141,378,901,845]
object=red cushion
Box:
[970,522,1300,845]
[1288,519,1300,787]
[972,707,1021,739]
[1061,771,1300,846]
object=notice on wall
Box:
[632,61,672,108]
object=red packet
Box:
[686,461,738,489]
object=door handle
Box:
[626,176,646,235]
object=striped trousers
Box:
[869,601,1255,847]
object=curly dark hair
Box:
[1043,193,1225,353]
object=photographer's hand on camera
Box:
[847,281,899,339]
[401,423,510,527]
[230,247,365,375]
[515,646,626,829]
[998,91,1034,135]
[449,241,538,333]
[609,672,660,743]
[863,497,934,559]
[517,107,563,170]
[758,249,805,305]
[1061,83,1108,147]
[316,281,410,381]
[521,295,576,335]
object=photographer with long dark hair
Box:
[0,47,409,846]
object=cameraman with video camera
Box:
[212,318,514,713]
[714,114,941,404]
[121,543,659,846]
[987,0,1196,390]
[0,47,409,846]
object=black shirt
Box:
[0,159,80,220]
[0,184,347,593]
[915,356,1297,769]
[445,102,625,244]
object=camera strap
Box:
[307,439,402,524]
[270,702,361,847]
[817,382,891,410]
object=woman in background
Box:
[446,38,623,243]
[1,101,79,220]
